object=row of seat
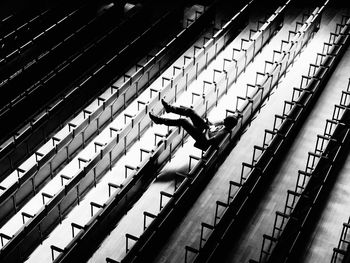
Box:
[0,2,84,68]
[46,4,223,262]
[177,3,326,263]
[259,83,350,262]
[0,2,206,229]
[21,1,350,262]
[0,2,122,150]
[0,2,140,180]
[52,1,332,262]
[0,1,123,112]
[0,1,102,86]
[332,217,350,262]
[0,4,49,45]
[0,8,50,60]
[0,14,14,36]
[0,6,184,225]
[43,0,249,260]
[0,4,211,263]
[254,14,350,263]
[110,1,291,263]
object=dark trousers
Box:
[158,105,208,141]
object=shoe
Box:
[161,98,172,113]
[149,112,162,124]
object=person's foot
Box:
[161,98,172,113]
[149,112,163,124]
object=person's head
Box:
[223,115,238,130]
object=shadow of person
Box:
[155,163,188,183]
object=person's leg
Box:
[149,113,203,141]
[162,99,208,130]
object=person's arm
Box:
[206,128,228,145]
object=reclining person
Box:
[149,99,238,150]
